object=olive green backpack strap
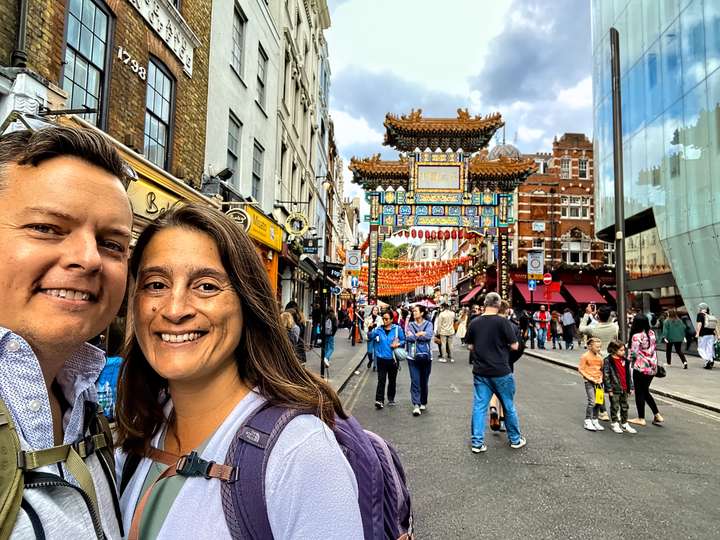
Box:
[0,398,23,540]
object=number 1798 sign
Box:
[117,46,147,81]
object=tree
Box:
[381,242,409,260]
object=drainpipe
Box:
[11,0,29,68]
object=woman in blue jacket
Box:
[370,310,405,409]
[405,305,434,416]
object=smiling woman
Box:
[115,203,363,538]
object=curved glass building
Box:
[592,0,720,314]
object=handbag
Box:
[392,327,408,362]
[433,336,441,345]
[594,384,605,405]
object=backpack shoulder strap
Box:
[0,397,23,540]
[221,403,306,540]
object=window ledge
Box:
[255,100,268,118]
[230,66,248,88]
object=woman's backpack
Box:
[221,403,413,540]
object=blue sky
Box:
[325,0,594,204]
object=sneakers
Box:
[510,437,527,449]
[323,357,330,368]
[703,361,714,369]
[412,406,421,416]
[438,358,448,363]
[592,419,605,431]
[471,444,488,453]
[583,419,597,431]
[610,422,623,434]
[419,404,427,411]
[628,417,646,426]
[621,423,637,434]
[374,401,384,410]
[449,358,455,363]
[388,401,397,407]
[683,362,688,369]
[653,413,664,425]
[597,411,610,422]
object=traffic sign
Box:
[346,249,361,271]
[527,250,544,280]
[527,279,537,291]
[543,273,552,286]
[350,276,359,288]
[330,286,341,295]
[351,287,358,295]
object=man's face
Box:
[540,305,546,311]
[0,156,132,353]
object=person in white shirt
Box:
[434,303,457,362]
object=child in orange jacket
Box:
[578,337,604,432]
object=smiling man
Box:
[0,126,132,538]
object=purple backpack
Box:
[220,403,414,540]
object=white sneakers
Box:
[592,419,604,431]
[621,423,637,434]
[419,405,427,411]
[437,358,448,363]
[610,422,636,433]
[412,406,421,416]
[583,419,596,431]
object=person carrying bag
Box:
[405,305,434,416]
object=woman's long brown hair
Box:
[115,203,346,454]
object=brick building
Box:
[0,0,213,223]
[515,133,613,270]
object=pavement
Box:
[341,341,720,539]
[524,345,720,413]
[304,327,368,393]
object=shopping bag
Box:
[594,385,605,405]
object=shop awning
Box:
[564,285,607,304]
[607,289,617,300]
[515,283,564,304]
[460,285,483,304]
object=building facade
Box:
[516,133,609,270]
[592,0,720,313]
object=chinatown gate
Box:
[350,109,537,302]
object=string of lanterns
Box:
[358,258,466,296]
[377,256,470,267]
[392,228,484,240]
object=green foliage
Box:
[381,242,410,260]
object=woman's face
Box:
[615,345,626,357]
[372,306,379,316]
[133,227,243,385]
[412,307,422,319]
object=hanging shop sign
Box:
[498,230,510,301]
[303,237,320,254]
[226,208,251,232]
[127,179,178,221]
[284,212,310,236]
[325,262,344,282]
[244,206,282,251]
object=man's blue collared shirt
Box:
[0,326,105,450]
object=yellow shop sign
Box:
[245,206,282,251]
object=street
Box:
[341,345,720,539]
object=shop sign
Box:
[302,237,319,254]
[226,209,251,232]
[126,0,199,76]
[245,206,282,251]
[498,230,510,301]
[326,262,343,281]
[127,179,178,220]
[284,212,310,236]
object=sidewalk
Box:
[304,329,368,393]
[524,346,720,413]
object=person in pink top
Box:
[578,337,604,432]
[627,314,664,426]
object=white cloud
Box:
[517,126,544,143]
[557,76,593,110]
[331,109,384,149]
[326,0,512,95]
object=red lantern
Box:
[411,230,416,238]
[444,230,451,240]
[425,230,430,239]
[431,231,437,240]
[451,230,457,239]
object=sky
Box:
[325,0,594,214]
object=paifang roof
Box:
[383,108,504,152]
[350,154,538,192]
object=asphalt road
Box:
[342,352,720,539]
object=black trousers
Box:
[633,370,659,419]
[665,341,687,364]
[376,358,398,403]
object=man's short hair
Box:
[484,292,502,308]
[0,126,130,191]
[598,306,612,322]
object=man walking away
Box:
[435,303,456,362]
[466,293,527,453]
[696,303,716,369]
[561,308,576,350]
[0,126,131,538]
[533,305,550,350]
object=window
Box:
[579,158,588,179]
[231,8,246,76]
[227,112,241,174]
[560,195,591,219]
[561,232,591,265]
[532,238,544,248]
[144,59,174,169]
[604,243,615,266]
[252,140,264,200]
[257,46,268,108]
[282,53,290,103]
[63,0,110,126]
[560,158,571,179]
